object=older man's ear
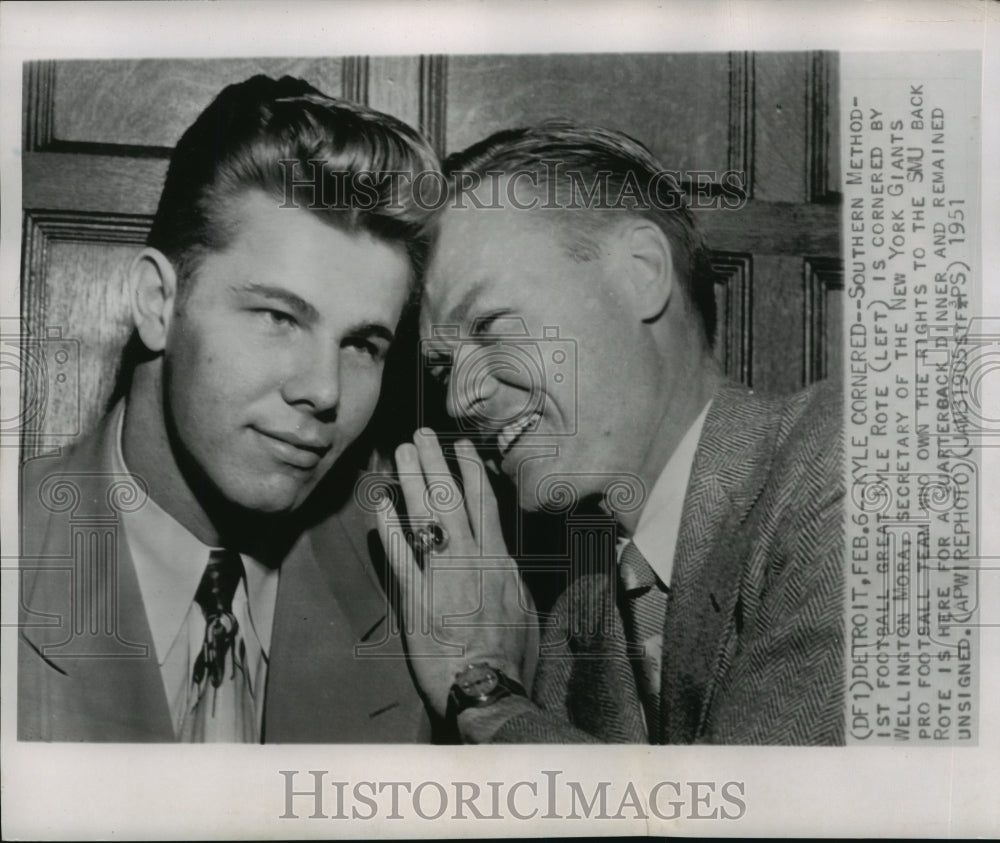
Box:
[128,247,179,353]
[612,219,676,323]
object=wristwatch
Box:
[445,662,527,721]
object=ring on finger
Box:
[414,520,450,554]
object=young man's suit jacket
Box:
[18,406,428,742]
[491,380,845,745]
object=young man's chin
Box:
[221,475,318,518]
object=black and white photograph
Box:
[1,1,997,838]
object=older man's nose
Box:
[446,362,499,423]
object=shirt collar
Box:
[111,403,278,664]
[627,399,713,588]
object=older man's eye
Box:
[423,347,453,386]
[429,365,451,387]
[344,337,384,359]
[470,311,524,337]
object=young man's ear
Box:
[128,248,179,352]
[615,220,675,322]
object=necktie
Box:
[181,549,256,742]
[619,540,668,741]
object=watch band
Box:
[444,663,527,734]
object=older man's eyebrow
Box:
[233,282,319,323]
[437,277,490,328]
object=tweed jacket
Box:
[490,380,845,745]
[18,406,429,742]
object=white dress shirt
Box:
[617,399,713,589]
[615,400,711,737]
[111,405,279,739]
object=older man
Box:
[378,122,844,745]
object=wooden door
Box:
[19,53,842,457]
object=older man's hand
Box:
[375,429,539,718]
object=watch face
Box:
[457,664,499,700]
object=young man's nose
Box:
[281,342,340,413]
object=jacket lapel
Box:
[659,385,784,743]
[21,414,427,743]
[20,411,174,741]
[263,493,428,742]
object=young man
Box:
[18,75,439,742]
[378,122,845,745]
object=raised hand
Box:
[374,428,538,717]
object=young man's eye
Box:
[255,308,297,328]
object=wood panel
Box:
[728,52,755,197]
[710,253,753,386]
[44,58,345,151]
[803,257,844,385]
[695,201,839,255]
[367,56,422,131]
[20,212,149,456]
[753,52,810,203]
[445,54,732,171]
[748,51,841,205]
[751,254,808,393]
[419,56,448,158]
[341,56,369,105]
[808,52,841,202]
[24,152,167,216]
[365,55,446,156]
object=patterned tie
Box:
[619,540,669,741]
[181,549,256,742]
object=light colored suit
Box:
[18,409,429,742]
[492,380,845,745]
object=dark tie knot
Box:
[195,549,245,619]
[192,549,245,691]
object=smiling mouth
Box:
[254,428,332,469]
[496,410,542,457]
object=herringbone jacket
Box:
[491,380,845,745]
